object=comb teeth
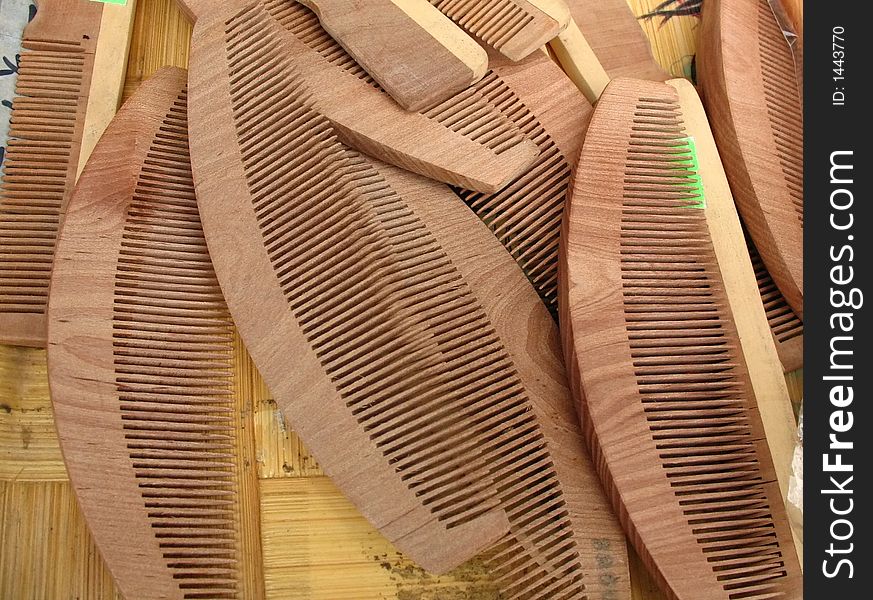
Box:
[563,78,800,600]
[266,0,576,319]
[213,3,599,590]
[0,47,84,317]
[756,0,803,225]
[226,2,504,527]
[112,89,243,600]
[265,1,525,156]
[452,71,570,315]
[264,0,375,83]
[746,234,803,370]
[432,0,533,49]
[430,0,569,61]
[622,101,791,599]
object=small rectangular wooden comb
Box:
[0,0,104,347]
[47,67,264,600]
[295,0,489,110]
[189,1,630,590]
[560,77,801,600]
[176,0,538,194]
[699,0,803,319]
[429,0,571,61]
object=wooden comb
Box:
[698,0,803,319]
[747,231,803,372]
[551,0,668,101]
[453,47,592,315]
[176,0,537,195]
[47,67,264,600]
[189,3,630,589]
[0,0,103,347]
[295,0,488,111]
[429,0,571,61]
[255,2,591,316]
[560,77,801,599]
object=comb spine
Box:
[0,0,103,346]
[47,69,192,600]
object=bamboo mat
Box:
[0,1,802,597]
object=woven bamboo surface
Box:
[0,0,802,597]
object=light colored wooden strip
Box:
[0,481,121,599]
[78,1,138,177]
[0,346,66,481]
[549,19,610,102]
[670,78,802,564]
[233,333,268,598]
[259,477,498,599]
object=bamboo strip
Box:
[259,477,498,600]
[0,481,121,599]
[0,346,65,481]
[626,0,699,78]
[233,333,269,599]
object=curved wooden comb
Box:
[698,0,803,319]
[0,0,103,347]
[428,0,571,61]
[47,68,264,600]
[263,3,592,316]
[189,3,629,591]
[176,0,537,195]
[560,77,801,600]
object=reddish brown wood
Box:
[565,0,668,81]
[47,67,264,600]
[0,0,103,347]
[188,2,629,590]
[175,0,537,194]
[428,0,571,61]
[296,0,488,111]
[451,48,593,314]
[698,0,803,319]
[560,77,802,600]
[746,231,803,372]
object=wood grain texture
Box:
[548,18,610,102]
[559,77,801,599]
[747,232,803,372]
[190,2,629,588]
[0,481,123,599]
[47,67,264,600]
[669,78,801,560]
[698,0,803,319]
[176,0,537,195]
[0,345,66,481]
[429,0,570,61]
[1,0,802,597]
[78,1,137,177]
[297,0,488,111]
[452,48,592,316]
[0,0,103,347]
[551,0,667,101]
[188,3,514,573]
